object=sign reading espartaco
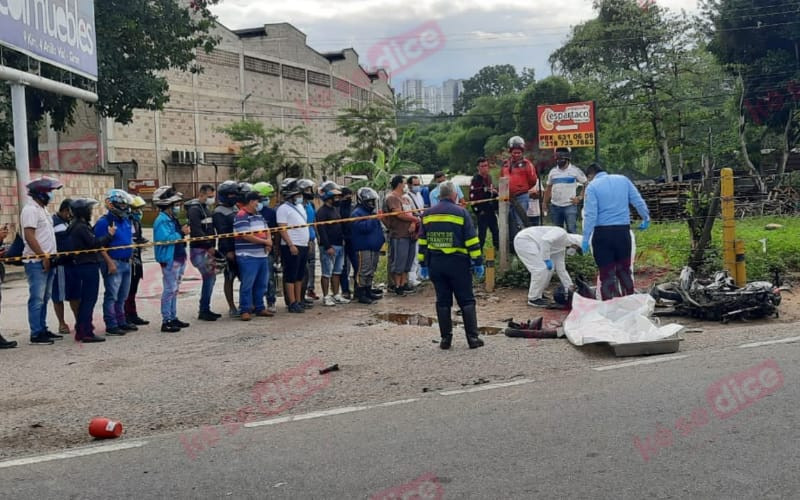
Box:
[0,0,98,80]
[538,101,596,149]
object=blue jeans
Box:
[190,248,217,313]
[320,244,344,278]
[238,255,268,314]
[509,193,531,247]
[550,204,579,234]
[24,261,54,337]
[161,259,187,322]
[101,259,132,329]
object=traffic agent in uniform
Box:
[418,181,486,350]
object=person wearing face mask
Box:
[542,147,587,234]
[125,195,150,326]
[51,198,74,337]
[276,179,310,313]
[256,182,279,315]
[66,198,117,343]
[469,157,499,251]
[338,187,357,300]
[385,175,418,296]
[234,185,273,321]
[297,179,319,306]
[404,176,425,287]
[351,187,385,304]
[316,182,350,306]
[153,186,191,332]
[22,176,63,344]
[94,189,136,336]
[187,184,221,322]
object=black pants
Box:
[73,262,101,339]
[429,254,476,309]
[124,260,143,317]
[591,225,634,300]
[476,211,499,250]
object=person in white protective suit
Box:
[513,226,584,307]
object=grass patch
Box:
[498,215,800,288]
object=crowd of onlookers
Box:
[0,139,649,349]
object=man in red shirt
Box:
[500,136,539,245]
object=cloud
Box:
[210,0,701,85]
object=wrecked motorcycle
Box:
[650,267,781,323]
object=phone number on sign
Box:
[540,132,595,148]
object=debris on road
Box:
[319,364,339,375]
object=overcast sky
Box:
[211,0,700,87]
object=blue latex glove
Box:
[638,220,650,231]
[582,241,590,254]
[545,259,553,271]
[419,266,429,280]
[473,265,485,279]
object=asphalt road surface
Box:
[1,333,798,499]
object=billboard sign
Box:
[538,101,596,149]
[0,0,98,80]
[128,179,159,197]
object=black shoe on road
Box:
[79,335,106,343]
[106,327,127,336]
[208,311,223,319]
[198,312,218,321]
[0,334,18,349]
[120,324,138,332]
[45,330,64,340]
[171,319,190,328]
[161,323,181,333]
[30,335,55,345]
[127,316,150,326]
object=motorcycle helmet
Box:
[357,187,379,211]
[70,198,99,222]
[508,136,526,151]
[105,189,133,218]
[152,185,184,208]
[553,284,573,307]
[297,179,315,200]
[280,177,300,198]
[217,180,240,206]
[252,181,275,200]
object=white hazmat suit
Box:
[513,226,584,302]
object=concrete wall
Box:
[0,169,115,231]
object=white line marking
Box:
[738,336,800,349]
[244,399,419,428]
[439,379,534,396]
[593,355,689,371]
[0,441,148,469]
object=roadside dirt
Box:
[0,264,796,460]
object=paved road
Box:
[1,334,797,499]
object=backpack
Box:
[3,233,25,266]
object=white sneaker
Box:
[267,304,277,314]
[333,294,351,304]
[323,295,336,306]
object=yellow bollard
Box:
[721,168,736,278]
[735,239,747,287]
[485,246,495,292]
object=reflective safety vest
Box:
[417,199,482,267]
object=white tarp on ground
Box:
[564,293,684,346]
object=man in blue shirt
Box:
[582,163,650,300]
[94,189,136,335]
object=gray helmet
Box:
[153,185,184,207]
[357,187,379,205]
[508,136,526,151]
[280,178,300,197]
[237,182,253,204]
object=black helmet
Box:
[554,284,573,307]
[217,180,240,206]
[70,198,99,221]
[508,136,526,151]
[357,187,379,211]
[237,182,253,204]
[280,178,300,197]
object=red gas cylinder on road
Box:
[88,417,123,439]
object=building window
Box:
[196,49,240,68]
[308,71,331,87]
[333,77,349,94]
[282,65,306,82]
[244,56,280,76]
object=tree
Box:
[332,100,397,162]
[342,129,422,191]
[218,120,310,182]
[454,65,531,114]
[703,0,800,191]
[550,0,700,181]
[516,76,581,143]
[0,0,220,166]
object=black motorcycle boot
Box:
[357,287,374,304]
[367,287,383,300]
[436,306,453,349]
[0,333,17,349]
[462,304,484,349]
